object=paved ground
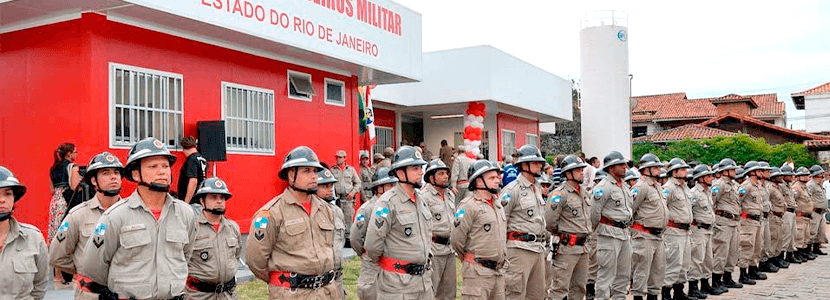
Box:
[706,252,830,300]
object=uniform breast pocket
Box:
[119,227,152,260]
[81,222,96,238]
[318,221,335,247]
[429,204,447,227]
[12,256,37,293]
[610,191,624,208]
[225,237,240,270]
[166,230,189,257]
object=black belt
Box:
[600,216,629,229]
[432,235,450,245]
[716,210,740,221]
[188,277,236,294]
[692,221,712,230]
[787,207,797,213]
[278,271,337,289]
[815,208,826,214]
[507,231,538,242]
[771,211,785,218]
[762,211,769,219]
[668,220,691,230]
[475,258,500,270]
[743,213,761,221]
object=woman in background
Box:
[48,143,80,285]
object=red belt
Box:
[631,222,664,236]
[378,256,428,275]
[269,271,294,288]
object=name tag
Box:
[285,218,304,226]
[121,223,146,232]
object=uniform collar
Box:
[517,174,535,187]
[126,190,175,212]
[87,196,106,211]
[423,183,440,196]
[693,184,707,192]
[195,208,228,226]
[471,191,499,208]
[283,188,323,215]
[5,218,27,244]
[607,174,622,186]
[670,177,684,187]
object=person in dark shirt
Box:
[178,136,206,203]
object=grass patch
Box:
[239,256,464,299]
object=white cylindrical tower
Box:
[580,10,631,160]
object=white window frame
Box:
[221,82,276,155]
[108,62,184,149]
[324,78,346,107]
[287,70,314,101]
[373,126,394,155]
[501,129,516,157]
[526,133,538,147]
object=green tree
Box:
[633,134,818,167]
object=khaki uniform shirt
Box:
[422,184,456,256]
[631,177,668,238]
[79,191,197,299]
[712,177,741,226]
[780,181,797,209]
[546,183,593,253]
[501,175,547,253]
[188,210,241,284]
[330,202,346,270]
[591,175,633,240]
[808,180,828,209]
[793,181,814,214]
[738,179,764,217]
[760,180,772,213]
[375,158,392,171]
[663,178,693,235]
[0,218,48,299]
[244,189,336,282]
[439,146,454,167]
[690,184,715,225]
[360,166,374,201]
[49,197,108,274]
[365,184,433,292]
[332,165,361,197]
[451,156,473,189]
[351,196,380,255]
[451,192,508,276]
[768,181,788,213]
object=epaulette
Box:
[19,222,41,233]
[102,198,129,215]
[67,200,90,214]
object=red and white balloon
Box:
[463,102,486,159]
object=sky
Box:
[394,0,830,129]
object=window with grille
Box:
[110,63,183,148]
[502,130,516,157]
[324,78,345,106]
[373,127,394,155]
[288,70,314,101]
[222,82,275,154]
[526,133,538,147]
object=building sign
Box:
[124,0,421,80]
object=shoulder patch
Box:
[374,206,389,218]
[663,188,670,198]
[254,215,269,229]
[711,186,719,194]
[593,188,604,199]
[632,188,639,197]
[739,187,747,196]
[455,208,466,220]
[93,223,107,236]
[58,220,70,233]
[501,193,511,202]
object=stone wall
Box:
[542,88,581,156]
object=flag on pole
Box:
[358,85,376,150]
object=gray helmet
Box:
[279,146,325,180]
[810,165,826,176]
[743,161,761,175]
[0,166,26,201]
[424,159,450,181]
[388,146,427,176]
[467,160,502,189]
[514,145,546,165]
[83,152,124,185]
[623,169,640,182]
[658,168,668,179]
[371,167,398,189]
[595,169,607,182]
[317,168,338,185]
[780,165,795,176]
[125,137,177,181]
[736,167,746,179]
[193,177,233,201]
[770,167,783,178]
[758,161,772,170]
[638,153,662,170]
[560,154,588,173]
[795,167,811,176]
[538,174,552,185]
[718,158,738,171]
[666,158,691,173]
[602,151,627,170]
[692,164,713,180]
[711,162,721,174]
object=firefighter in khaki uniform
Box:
[360,152,375,204]
[756,162,778,273]
[351,167,398,300]
[808,165,828,255]
[629,154,668,300]
[792,167,816,261]
[545,155,593,300]
[185,177,241,300]
[452,160,508,300]
[661,158,694,300]
[765,167,790,270]
[317,167,348,300]
[365,146,434,299]
[79,137,197,300]
[710,158,743,292]
[590,151,633,300]
[501,144,548,300]
[0,166,49,299]
[332,150,362,242]
[736,161,766,285]
[49,152,124,299]
[244,146,339,299]
[422,159,457,300]
[689,164,725,297]
[778,166,801,265]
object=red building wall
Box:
[497,112,540,159]
[373,107,397,147]
[0,13,360,234]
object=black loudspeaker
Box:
[197,121,227,161]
